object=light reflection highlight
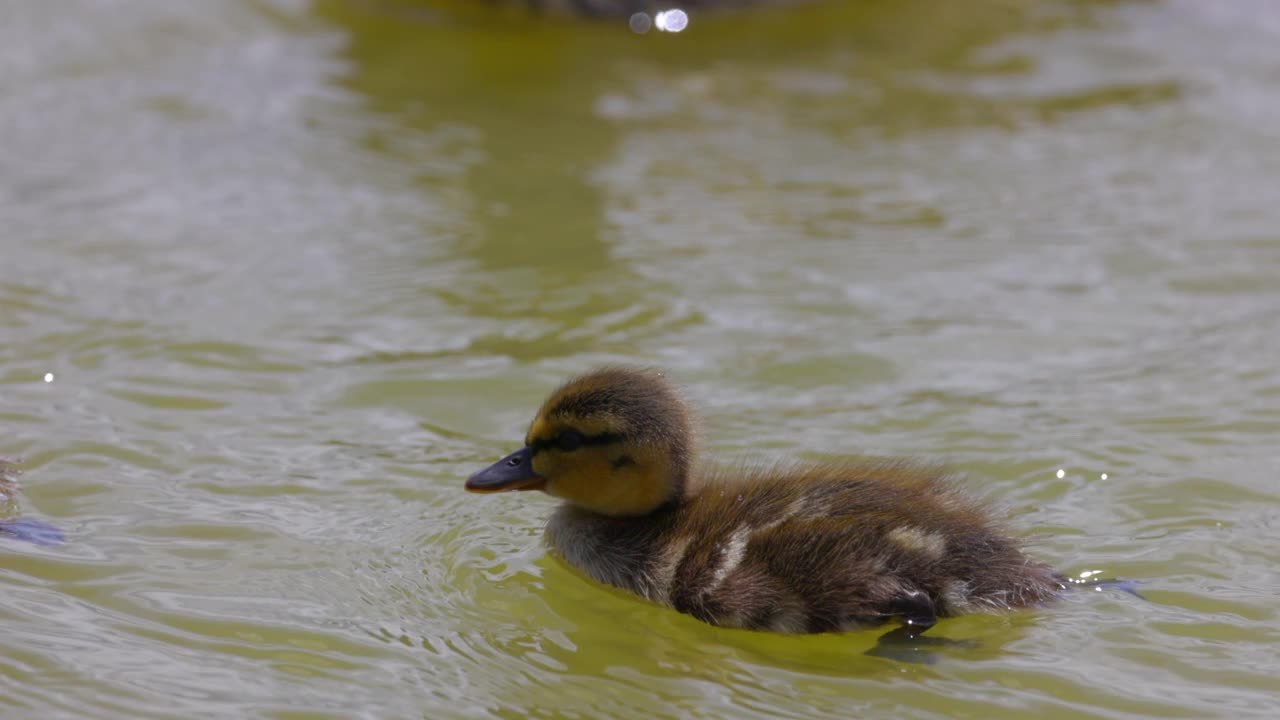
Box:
[628,8,689,35]
[655,9,688,33]
[628,12,651,34]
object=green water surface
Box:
[2,0,1279,717]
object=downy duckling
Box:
[466,367,1076,641]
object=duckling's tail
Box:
[0,518,65,546]
[1062,575,1145,600]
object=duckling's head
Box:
[466,367,693,516]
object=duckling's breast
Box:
[544,504,677,602]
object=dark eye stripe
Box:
[555,430,585,452]
[529,431,624,454]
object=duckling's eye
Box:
[555,430,586,452]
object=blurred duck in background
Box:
[0,457,64,546]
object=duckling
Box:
[466,367,1074,641]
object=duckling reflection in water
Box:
[467,368,1134,659]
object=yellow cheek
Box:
[541,446,670,516]
[540,451,611,504]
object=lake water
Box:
[2,0,1278,717]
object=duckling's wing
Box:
[666,465,1061,633]
[660,512,932,634]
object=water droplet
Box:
[1100,473,1109,480]
[43,373,54,383]
[1055,469,1065,479]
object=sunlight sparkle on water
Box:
[655,9,688,33]
[43,372,54,383]
[1056,468,1065,479]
